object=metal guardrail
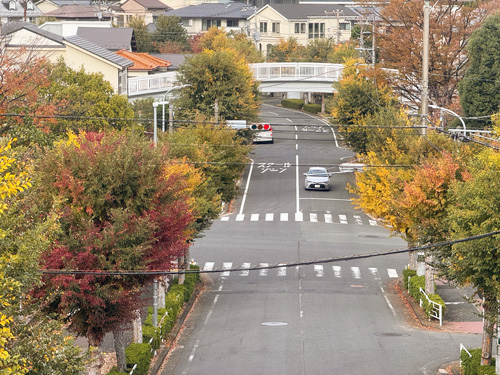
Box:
[419,287,443,326]
[128,72,178,97]
[250,62,344,82]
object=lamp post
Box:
[429,104,467,136]
[152,84,192,143]
[421,0,430,134]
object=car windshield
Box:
[308,169,328,177]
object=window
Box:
[308,22,325,39]
[181,18,191,27]
[294,23,306,34]
[259,22,267,33]
[26,1,34,10]
[272,22,280,33]
[9,1,16,10]
[202,19,221,31]
[226,19,239,27]
[339,22,350,30]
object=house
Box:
[163,2,256,35]
[112,0,172,27]
[2,22,133,95]
[40,20,113,36]
[247,3,360,55]
[42,4,113,21]
[116,48,170,76]
[35,0,94,14]
[77,26,137,51]
[0,0,42,24]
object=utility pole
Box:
[421,0,430,136]
[214,99,219,124]
[324,9,343,44]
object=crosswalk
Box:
[201,262,399,281]
[220,213,378,225]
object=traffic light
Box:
[250,123,271,130]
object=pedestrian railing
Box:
[460,343,472,367]
[419,287,443,326]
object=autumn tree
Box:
[153,15,190,52]
[197,28,264,63]
[266,37,306,62]
[458,13,500,129]
[175,48,260,121]
[327,42,359,64]
[32,131,195,372]
[370,0,498,108]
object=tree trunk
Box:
[132,309,143,344]
[86,337,103,375]
[481,297,496,366]
[424,253,435,294]
[113,328,127,372]
[158,276,167,309]
[408,250,417,270]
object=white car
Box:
[251,123,273,144]
[304,167,332,191]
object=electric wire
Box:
[40,230,500,276]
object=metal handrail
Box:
[419,287,443,326]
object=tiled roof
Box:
[122,0,171,10]
[258,4,359,20]
[77,27,135,51]
[1,21,64,43]
[167,2,256,19]
[65,35,133,68]
[44,5,112,18]
[116,49,171,71]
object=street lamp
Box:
[428,104,467,137]
[152,84,192,143]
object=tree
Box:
[42,61,136,135]
[128,16,154,53]
[175,48,260,121]
[327,42,359,63]
[458,13,500,129]
[266,38,306,62]
[163,120,251,205]
[152,15,189,52]
[370,0,498,108]
[0,50,56,146]
[32,131,195,372]
[304,39,334,62]
[438,148,500,366]
[331,59,398,153]
[197,28,264,63]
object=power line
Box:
[40,230,500,276]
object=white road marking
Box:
[314,265,324,277]
[310,213,318,222]
[339,215,348,224]
[351,267,361,279]
[354,215,363,225]
[265,213,274,221]
[250,214,259,221]
[235,214,245,221]
[332,266,342,278]
[277,264,286,277]
[259,263,268,276]
[388,269,398,278]
[286,118,293,122]
[203,262,214,271]
[295,212,303,221]
[240,263,251,277]
[280,213,288,221]
[324,213,333,223]
[369,268,380,280]
[296,154,300,215]
[239,159,254,215]
[220,216,230,221]
[369,220,378,226]
[221,262,232,277]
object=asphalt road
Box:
[160,99,481,375]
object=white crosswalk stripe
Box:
[339,215,348,224]
[265,213,274,221]
[220,216,230,221]
[203,263,400,281]
[219,212,378,225]
[295,212,303,221]
[235,214,245,221]
[310,213,318,222]
[250,214,259,222]
[324,213,333,223]
[280,213,288,221]
[353,215,363,225]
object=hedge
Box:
[125,343,152,375]
[303,104,322,114]
[461,348,496,375]
[106,370,128,375]
[402,269,417,290]
[406,273,446,318]
[281,99,304,109]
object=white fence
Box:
[250,62,344,82]
[419,287,443,326]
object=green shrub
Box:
[281,99,304,109]
[461,348,481,375]
[402,269,417,290]
[408,275,425,300]
[142,325,161,351]
[303,104,322,114]
[479,365,496,375]
[105,369,128,375]
[423,293,446,317]
[125,343,152,375]
[143,313,153,327]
